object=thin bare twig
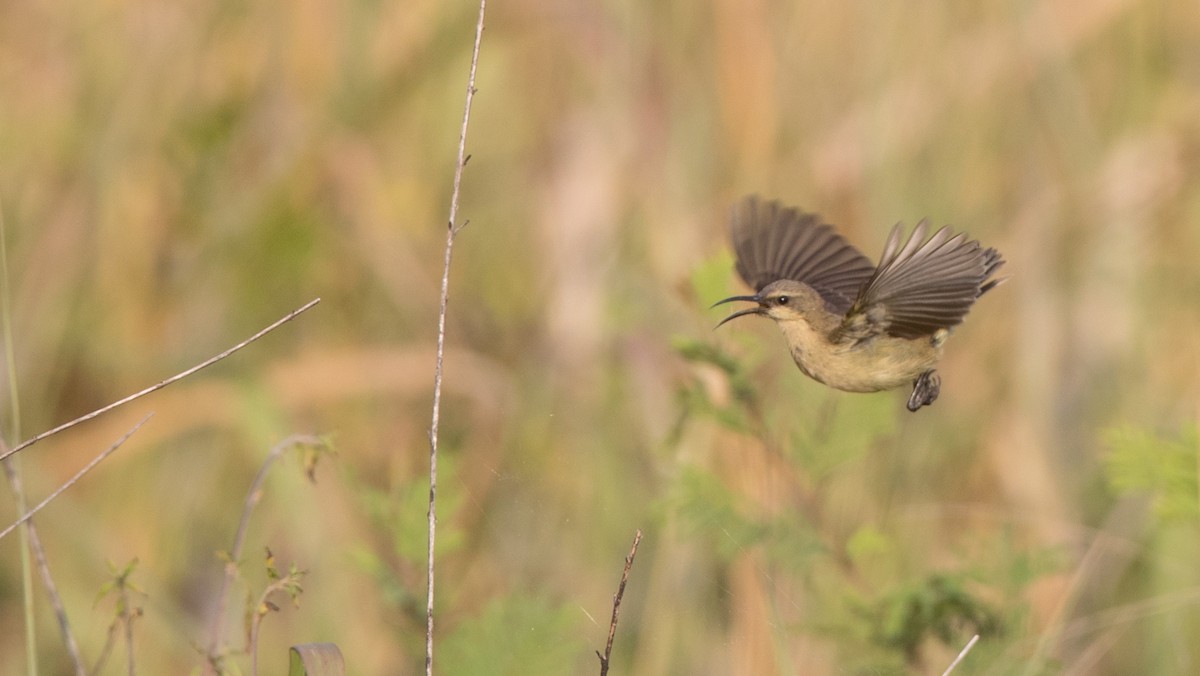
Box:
[1,458,52,676]
[597,529,643,676]
[0,298,320,465]
[204,434,325,672]
[0,299,313,671]
[0,415,153,542]
[426,2,487,675]
[2,458,87,675]
[91,617,117,675]
[0,417,150,676]
[942,634,980,676]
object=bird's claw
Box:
[907,371,941,412]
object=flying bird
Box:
[714,196,1004,411]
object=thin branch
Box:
[427,2,487,676]
[0,298,320,464]
[0,417,150,676]
[596,529,643,676]
[941,634,980,676]
[124,593,137,676]
[3,457,47,676]
[204,434,325,670]
[0,414,153,542]
[2,458,86,675]
[91,617,117,676]
[232,435,325,579]
[26,519,84,674]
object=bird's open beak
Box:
[712,294,765,328]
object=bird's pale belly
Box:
[788,335,942,393]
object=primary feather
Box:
[847,220,1005,339]
[730,196,876,314]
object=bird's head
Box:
[713,280,827,328]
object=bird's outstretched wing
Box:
[730,196,876,314]
[843,220,1005,339]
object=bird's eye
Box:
[776,296,789,305]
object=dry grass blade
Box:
[0,298,320,464]
[288,643,345,676]
[942,634,980,676]
[0,414,153,542]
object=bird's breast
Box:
[782,322,942,393]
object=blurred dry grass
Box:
[1,0,1199,673]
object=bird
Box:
[713,195,1004,411]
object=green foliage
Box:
[91,558,145,676]
[667,324,1036,672]
[1104,424,1199,520]
[668,467,825,563]
[690,250,737,310]
[865,574,1001,660]
[245,547,307,637]
[439,596,585,676]
[354,454,467,566]
[669,467,747,554]
[347,453,469,643]
[263,547,306,600]
[670,336,760,437]
[1095,424,1200,673]
[846,525,896,573]
[782,393,896,481]
[94,558,144,611]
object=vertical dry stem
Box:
[597,529,644,676]
[426,2,487,675]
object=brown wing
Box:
[846,219,1005,339]
[730,196,876,314]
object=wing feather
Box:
[730,196,876,314]
[847,220,1005,338]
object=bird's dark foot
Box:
[907,371,941,412]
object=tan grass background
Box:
[1,0,1199,673]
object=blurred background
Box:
[1,0,1198,673]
